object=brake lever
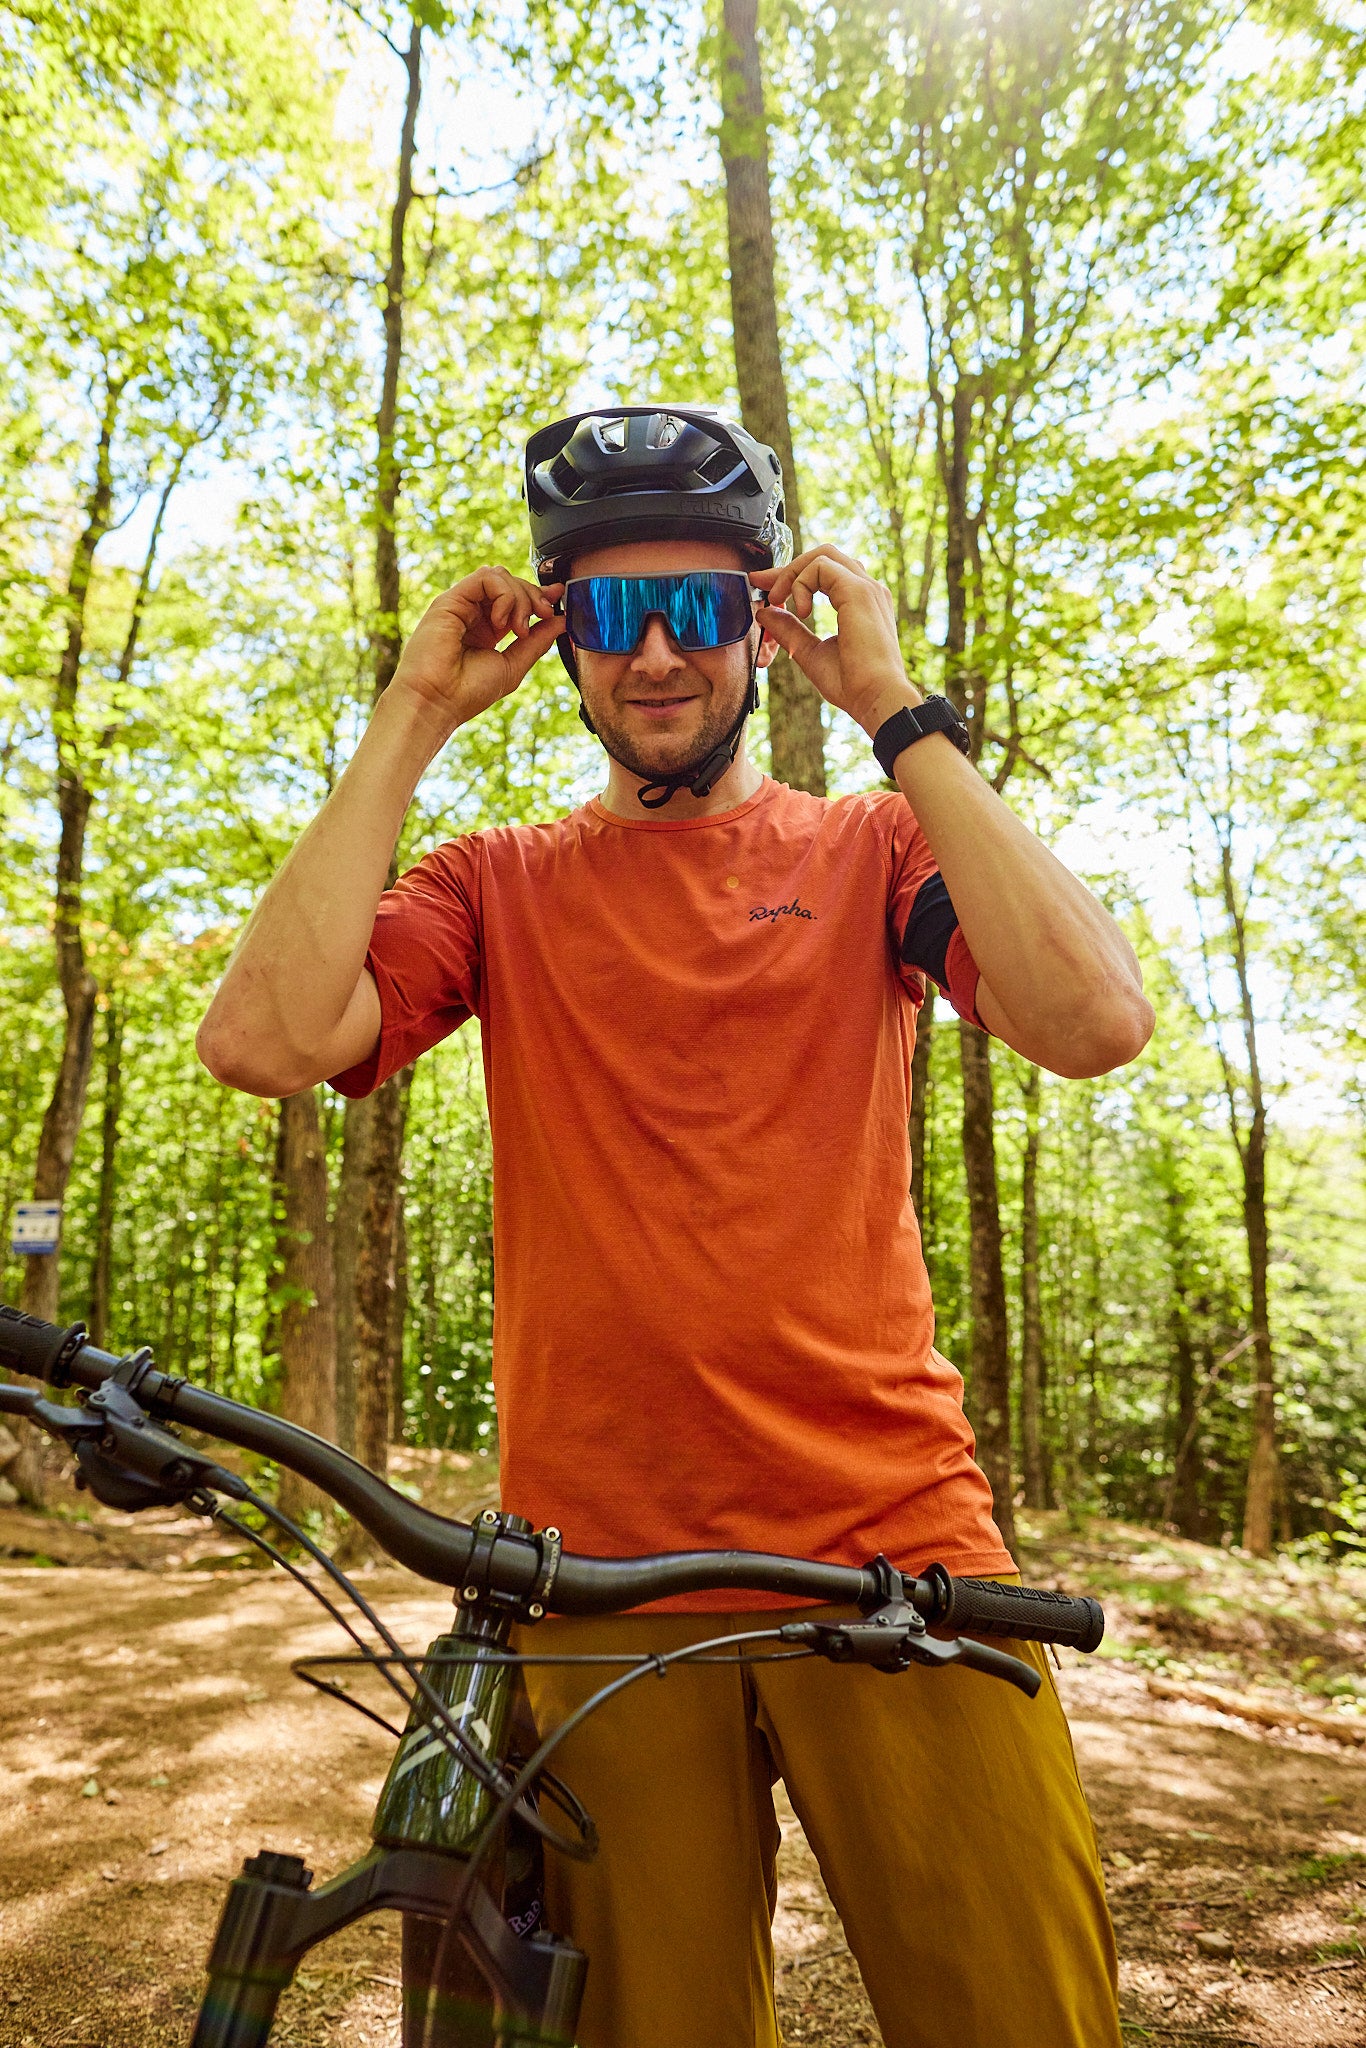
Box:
[0,1377,246,1512]
[778,1600,1041,1698]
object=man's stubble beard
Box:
[584,664,753,785]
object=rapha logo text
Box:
[749,897,817,924]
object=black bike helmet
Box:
[526,404,793,585]
[524,404,793,806]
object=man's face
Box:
[568,539,776,784]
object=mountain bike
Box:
[0,1302,1105,2047]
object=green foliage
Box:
[0,0,1362,1519]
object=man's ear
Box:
[755,622,780,669]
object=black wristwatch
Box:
[872,695,971,777]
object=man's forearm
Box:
[197,687,458,1095]
[868,695,1153,1078]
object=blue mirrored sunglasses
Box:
[562,571,757,654]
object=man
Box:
[198,405,1152,2046]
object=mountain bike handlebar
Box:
[0,1306,1105,1652]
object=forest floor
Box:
[0,1460,1364,2047]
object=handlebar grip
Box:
[0,1306,91,1384]
[922,1568,1104,1653]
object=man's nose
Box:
[629,616,685,678]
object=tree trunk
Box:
[390,1195,409,1445]
[353,1072,409,1479]
[87,991,124,1349]
[372,17,422,700]
[333,1093,368,1457]
[1160,1162,1202,1537]
[1214,840,1277,1557]
[272,1089,338,1523]
[11,382,123,1504]
[341,16,424,1483]
[718,0,825,797]
[936,377,1014,1554]
[908,982,935,1229]
[958,1021,1015,1555]
[1019,1064,1049,1511]
[1241,1104,1276,1554]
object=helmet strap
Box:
[635,638,760,810]
[556,627,760,806]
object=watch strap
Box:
[873,696,971,777]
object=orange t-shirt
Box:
[332,777,1013,1604]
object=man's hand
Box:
[751,546,920,736]
[197,565,564,1099]
[392,567,565,731]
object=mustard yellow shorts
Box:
[518,1605,1120,2048]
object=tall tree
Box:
[1190,808,1279,1555]
[87,989,124,1350]
[1018,1063,1049,1510]
[717,0,825,795]
[339,0,428,1480]
[18,374,121,1329]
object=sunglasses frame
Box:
[561,571,759,655]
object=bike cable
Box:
[422,1626,806,2048]
[205,1486,599,1863]
[206,1487,519,1806]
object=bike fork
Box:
[189,1845,586,2048]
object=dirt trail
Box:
[0,1554,1362,2047]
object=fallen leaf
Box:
[1109,1850,1135,1869]
[147,1840,169,1857]
[244,1688,267,1703]
[148,1773,169,1788]
[1196,1931,1236,1957]
[103,1788,121,1805]
[80,1778,99,1799]
[100,1870,118,1882]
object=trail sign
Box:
[11,1202,61,1256]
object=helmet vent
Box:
[698,447,758,493]
[549,454,579,496]
[596,417,628,451]
[655,416,681,448]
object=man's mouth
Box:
[626,694,698,719]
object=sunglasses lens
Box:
[564,573,753,653]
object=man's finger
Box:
[501,612,564,684]
[761,554,867,613]
[754,544,871,601]
[783,557,868,619]
[756,604,827,670]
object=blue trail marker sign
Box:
[11,1202,61,1256]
